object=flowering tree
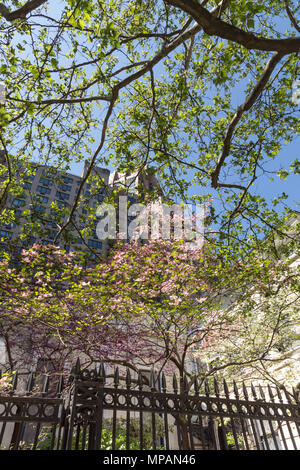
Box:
[0,244,136,371]
[0,240,299,390]
[84,238,300,387]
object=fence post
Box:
[177,374,191,450]
[92,363,105,450]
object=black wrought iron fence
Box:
[0,360,299,450]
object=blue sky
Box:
[67,97,299,216]
[22,1,299,216]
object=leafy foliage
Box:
[0,0,299,253]
[37,417,167,450]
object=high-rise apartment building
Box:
[0,157,161,258]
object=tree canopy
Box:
[0,0,299,253]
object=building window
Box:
[56,191,69,201]
[12,199,25,208]
[25,174,35,183]
[23,181,32,190]
[37,185,51,195]
[58,183,71,192]
[34,194,49,204]
[32,204,46,213]
[62,176,73,185]
[0,230,12,239]
[88,239,102,250]
[39,177,52,187]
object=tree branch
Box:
[166,0,300,52]
[211,51,284,189]
[0,0,47,21]
[284,0,300,34]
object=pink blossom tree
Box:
[0,239,298,389]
